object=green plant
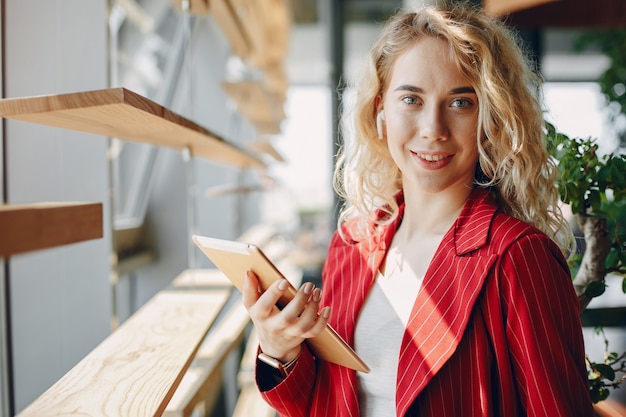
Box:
[586,327,626,403]
[545,121,626,402]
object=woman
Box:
[242,3,594,416]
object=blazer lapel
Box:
[339,193,405,342]
[396,189,499,415]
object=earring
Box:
[376,110,385,140]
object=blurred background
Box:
[0,0,624,415]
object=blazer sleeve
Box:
[499,233,595,416]
[257,344,317,417]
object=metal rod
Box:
[182,146,197,268]
[0,0,15,413]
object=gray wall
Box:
[2,0,262,413]
[3,0,112,413]
[114,12,262,315]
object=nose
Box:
[419,104,448,140]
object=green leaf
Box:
[619,250,626,268]
[622,277,626,294]
[605,248,620,269]
[595,364,616,381]
[588,190,602,214]
[590,386,611,403]
[597,165,611,190]
[610,160,626,189]
[585,281,607,298]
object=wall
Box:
[2,2,263,412]
[116,11,262,313]
[0,1,8,414]
[3,0,111,412]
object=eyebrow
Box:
[394,85,476,95]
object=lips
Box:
[410,151,454,170]
[414,152,451,162]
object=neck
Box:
[400,185,473,240]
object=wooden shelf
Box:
[171,0,291,72]
[221,81,285,134]
[483,0,555,16]
[230,0,291,69]
[248,139,285,162]
[0,202,103,257]
[210,0,252,57]
[16,288,232,417]
[0,88,265,169]
[171,0,254,58]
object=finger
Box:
[305,306,332,338]
[253,277,291,318]
[281,282,315,320]
[241,270,261,309]
[291,287,323,333]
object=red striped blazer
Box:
[258,188,594,416]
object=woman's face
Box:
[381,36,479,197]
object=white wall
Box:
[3,0,111,412]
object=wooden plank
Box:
[230,0,291,69]
[0,88,265,169]
[210,0,252,57]
[171,268,233,289]
[16,289,231,417]
[164,301,251,416]
[0,202,102,257]
[593,398,626,417]
[482,0,556,16]
[221,81,285,133]
[237,327,260,387]
[232,387,276,417]
[232,328,276,417]
[248,139,286,163]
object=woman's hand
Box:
[242,270,331,363]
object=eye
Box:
[401,95,419,105]
[451,98,473,108]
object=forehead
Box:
[385,37,471,90]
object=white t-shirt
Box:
[354,251,423,417]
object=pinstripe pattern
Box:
[259,188,594,416]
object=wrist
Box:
[258,350,301,377]
[259,344,301,364]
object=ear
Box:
[376,110,385,140]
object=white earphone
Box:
[376,110,385,140]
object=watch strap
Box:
[258,352,299,378]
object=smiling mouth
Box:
[414,152,450,162]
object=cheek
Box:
[463,137,479,162]
[384,124,405,164]
[385,114,416,142]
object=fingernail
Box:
[322,306,331,318]
[278,279,288,290]
[303,282,314,294]
[313,288,322,302]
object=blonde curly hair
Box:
[333,2,573,254]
